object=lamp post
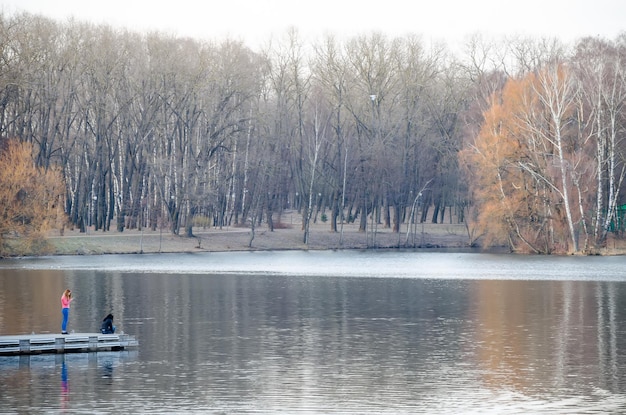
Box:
[405,180,432,246]
[84,191,97,234]
[318,192,322,221]
[369,94,377,247]
[405,191,422,246]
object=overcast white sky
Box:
[1,0,624,50]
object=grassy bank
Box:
[7,217,625,256]
[41,221,472,256]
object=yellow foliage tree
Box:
[0,139,66,255]
[461,66,584,254]
[461,77,536,252]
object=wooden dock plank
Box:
[0,333,138,356]
[65,336,90,342]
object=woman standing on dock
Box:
[61,289,73,334]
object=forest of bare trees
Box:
[0,12,625,254]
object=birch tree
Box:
[529,63,581,253]
[573,37,626,244]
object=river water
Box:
[0,250,625,414]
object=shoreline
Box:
[6,218,626,257]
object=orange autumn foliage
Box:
[461,68,582,254]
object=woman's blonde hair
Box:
[63,289,72,298]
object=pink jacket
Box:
[61,295,72,309]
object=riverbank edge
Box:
[4,221,626,256]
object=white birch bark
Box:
[532,65,579,252]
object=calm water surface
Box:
[0,251,625,414]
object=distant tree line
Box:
[0,12,624,254]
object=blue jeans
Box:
[62,308,69,332]
[101,325,116,334]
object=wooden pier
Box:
[0,333,138,356]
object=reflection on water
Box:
[1,252,626,413]
[61,359,69,409]
[0,351,137,413]
[470,281,623,396]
